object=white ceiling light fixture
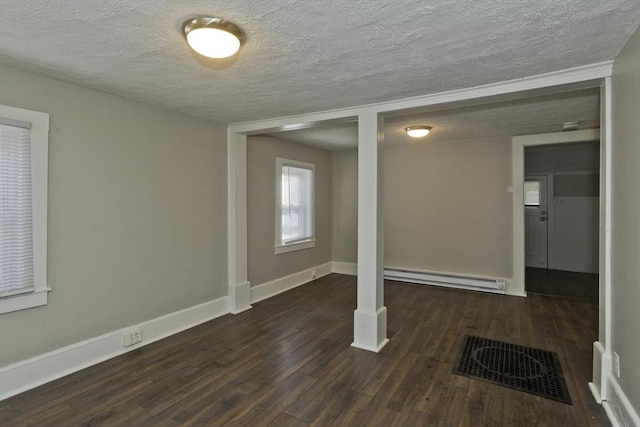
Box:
[183,17,245,59]
[405,125,433,138]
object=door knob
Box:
[540,217,546,221]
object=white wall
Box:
[246,136,332,286]
[0,66,228,367]
[610,25,640,417]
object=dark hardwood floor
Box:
[1,274,609,426]
[526,267,599,301]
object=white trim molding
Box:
[352,307,389,353]
[589,78,615,411]
[275,157,316,254]
[0,296,229,401]
[229,62,613,134]
[250,262,332,304]
[589,340,611,403]
[602,374,640,427]
[353,111,387,353]
[0,287,51,314]
[227,130,251,314]
[0,105,50,314]
[275,240,316,254]
[332,262,357,276]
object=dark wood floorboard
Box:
[0,273,609,426]
[526,267,599,301]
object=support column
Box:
[352,111,388,352]
[227,130,252,313]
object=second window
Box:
[275,158,315,254]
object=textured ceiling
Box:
[265,88,600,150]
[0,1,637,124]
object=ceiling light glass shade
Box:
[183,17,245,59]
[405,126,432,138]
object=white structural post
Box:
[227,131,252,313]
[352,111,389,352]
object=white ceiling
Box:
[0,1,637,124]
[264,88,601,150]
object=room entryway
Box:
[523,141,600,298]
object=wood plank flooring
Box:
[526,267,599,301]
[0,274,609,426]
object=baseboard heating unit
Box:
[384,268,507,294]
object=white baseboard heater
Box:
[384,267,507,294]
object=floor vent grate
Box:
[453,335,572,405]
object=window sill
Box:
[0,287,51,314]
[275,239,316,255]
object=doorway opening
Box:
[523,141,600,300]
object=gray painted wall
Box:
[332,137,513,279]
[331,149,358,264]
[611,25,640,415]
[0,66,228,367]
[525,141,600,173]
[247,136,332,286]
[384,137,513,277]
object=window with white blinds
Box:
[275,158,315,254]
[0,104,49,314]
[0,122,34,296]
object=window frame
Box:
[0,105,50,314]
[274,157,315,255]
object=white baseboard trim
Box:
[230,280,252,314]
[0,296,229,401]
[332,261,357,276]
[590,341,609,403]
[589,382,603,404]
[602,373,640,427]
[250,262,333,304]
[352,307,388,353]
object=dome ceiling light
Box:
[182,17,245,59]
[405,125,433,138]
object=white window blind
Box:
[0,122,35,296]
[281,164,313,244]
[524,181,540,206]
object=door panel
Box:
[549,196,599,273]
[525,176,548,268]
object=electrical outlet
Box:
[123,329,143,347]
[613,352,620,378]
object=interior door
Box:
[525,176,548,268]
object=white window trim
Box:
[275,157,315,255]
[0,105,50,314]
[275,239,316,255]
